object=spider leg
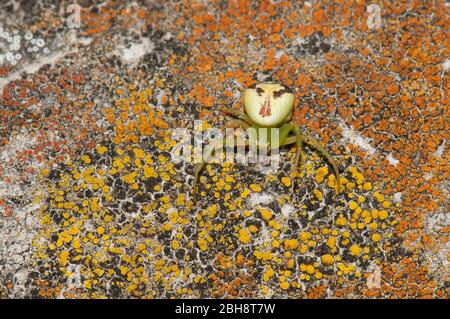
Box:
[281,135,296,146]
[274,121,302,176]
[221,107,258,127]
[235,119,250,130]
[226,119,251,131]
[291,123,304,177]
[193,138,223,203]
[281,129,341,194]
[302,133,341,194]
[192,135,248,203]
[194,109,252,203]
[192,162,203,203]
[276,122,294,148]
[193,161,208,203]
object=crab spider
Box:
[192,82,341,203]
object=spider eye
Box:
[256,87,265,96]
[273,89,286,99]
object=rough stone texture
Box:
[0,0,448,298]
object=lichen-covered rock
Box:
[0,0,448,299]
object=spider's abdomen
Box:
[244,82,294,127]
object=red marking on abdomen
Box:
[259,97,271,117]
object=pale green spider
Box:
[192,82,341,203]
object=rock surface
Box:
[0,0,448,298]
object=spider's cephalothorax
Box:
[192,82,341,203]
